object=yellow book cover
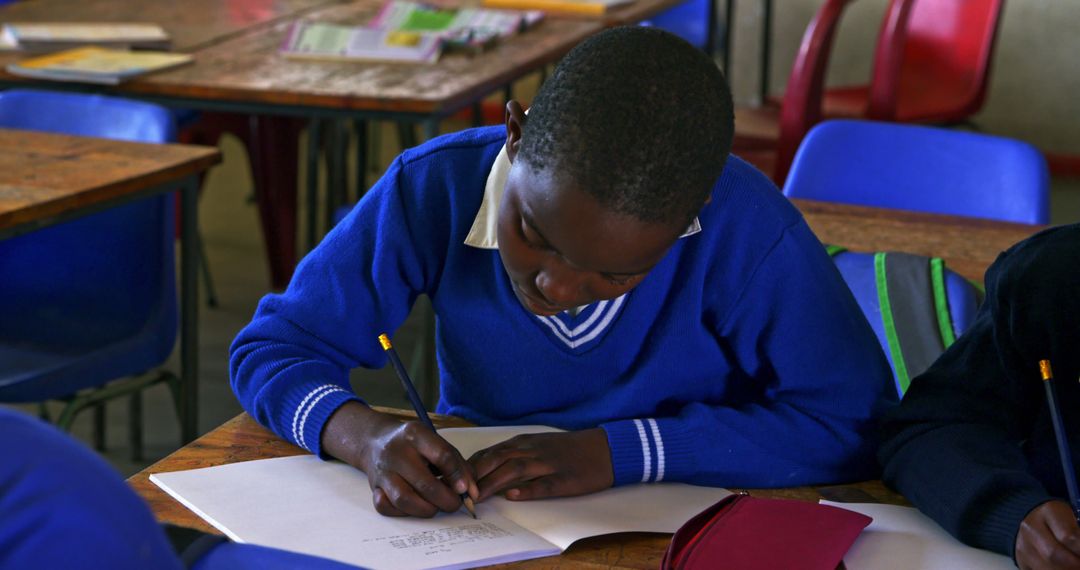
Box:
[6,47,192,84]
[481,0,632,17]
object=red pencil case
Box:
[661,494,872,570]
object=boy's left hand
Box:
[467,428,613,502]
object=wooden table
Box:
[129,410,904,569]
[794,198,1044,283]
[0,128,221,443]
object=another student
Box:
[230,27,892,518]
[879,224,1080,569]
[0,406,361,569]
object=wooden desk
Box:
[794,198,1044,283]
[129,410,903,569]
[0,128,221,443]
[0,0,341,53]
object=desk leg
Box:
[305,119,323,252]
[180,176,200,444]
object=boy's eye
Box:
[520,219,547,250]
[604,274,635,286]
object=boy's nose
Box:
[535,265,585,308]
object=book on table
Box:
[5,47,193,85]
[480,0,633,17]
[279,0,544,63]
[149,425,734,570]
[0,22,171,52]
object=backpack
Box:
[826,246,983,399]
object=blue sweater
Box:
[230,126,891,487]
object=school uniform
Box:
[230,126,892,487]
[880,223,1080,557]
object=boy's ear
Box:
[504,100,527,164]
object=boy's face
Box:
[496,102,682,317]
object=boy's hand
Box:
[321,402,478,518]
[1016,500,1080,569]
[467,428,613,502]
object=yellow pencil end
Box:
[1040,359,1053,381]
[378,334,392,351]
[463,496,478,519]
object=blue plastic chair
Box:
[829,248,981,399]
[641,0,713,52]
[0,89,181,458]
[783,120,1050,225]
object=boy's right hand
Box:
[320,402,478,518]
[1016,500,1080,569]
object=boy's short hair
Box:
[519,26,734,228]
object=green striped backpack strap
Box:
[874,252,961,396]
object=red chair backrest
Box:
[773,0,855,184]
[868,0,1005,121]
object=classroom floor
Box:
[5,106,1080,479]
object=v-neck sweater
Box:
[229,126,892,487]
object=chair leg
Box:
[93,403,106,452]
[353,118,368,203]
[37,402,50,421]
[197,231,219,308]
[129,391,143,462]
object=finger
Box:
[381,472,441,518]
[1031,518,1080,569]
[476,456,555,501]
[412,428,477,501]
[371,487,408,517]
[470,441,535,482]
[1045,504,1080,557]
[503,474,575,501]
[392,447,463,514]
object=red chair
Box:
[734,0,854,184]
[824,0,1005,124]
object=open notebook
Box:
[820,502,1014,569]
[151,425,732,570]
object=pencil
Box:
[1039,359,1080,521]
[379,333,477,519]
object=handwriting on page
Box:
[364,522,513,556]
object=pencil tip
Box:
[463,496,478,519]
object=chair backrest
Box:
[771,0,855,184]
[830,248,981,399]
[0,89,177,355]
[867,0,1005,122]
[784,120,1049,225]
[641,0,713,52]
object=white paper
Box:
[819,501,1014,569]
[151,425,732,569]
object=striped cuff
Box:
[601,418,668,486]
[280,382,361,457]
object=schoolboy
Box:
[230,27,892,518]
[880,224,1080,569]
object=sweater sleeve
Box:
[879,223,1080,558]
[229,156,447,456]
[602,221,893,487]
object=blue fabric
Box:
[783,120,1050,225]
[0,89,177,401]
[192,543,363,570]
[230,126,893,487]
[0,407,182,570]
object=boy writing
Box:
[880,224,1080,570]
[231,27,891,518]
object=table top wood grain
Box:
[0,128,221,234]
[121,1,600,116]
[0,0,343,53]
[794,198,1043,282]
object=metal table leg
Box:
[180,175,200,444]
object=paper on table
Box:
[152,454,559,570]
[151,425,732,569]
[819,501,1013,569]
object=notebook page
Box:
[819,501,1013,569]
[150,455,558,570]
[439,426,733,550]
